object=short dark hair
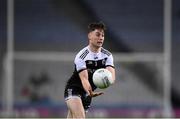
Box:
[88,22,106,33]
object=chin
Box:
[97,44,103,47]
[94,45,101,49]
[97,46,102,49]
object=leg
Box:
[67,110,72,119]
[66,97,85,119]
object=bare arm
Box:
[79,70,104,97]
[106,66,116,84]
[79,70,92,95]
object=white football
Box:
[93,68,113,89]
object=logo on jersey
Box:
[94,56,98,59]
[102,59,106,65]
[87,61,93,65]
[67,89,72,96]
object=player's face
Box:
[88,29,104,48]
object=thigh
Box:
[64,87,92,111]
[66,97,85,118]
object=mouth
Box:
[97,41,103,44]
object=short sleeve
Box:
[105,54,114,67]
[74,56,87,72]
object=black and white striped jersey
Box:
[65,46,114,90]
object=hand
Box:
[88,90,104,97]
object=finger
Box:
[96,92,104,96]
[98,92,104,95]
[92,92,104,97]
[97,91,104,95]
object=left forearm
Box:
[106,66,116,83]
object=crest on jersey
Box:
[102,59,106,65]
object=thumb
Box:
[88,89,93,96]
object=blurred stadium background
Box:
[0,0,180,118]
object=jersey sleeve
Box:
[106,54,115,68]
[74,55,87,72]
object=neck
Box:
[88,45,101,53]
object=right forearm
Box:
[79,70,103,97]
[79,70,92,95]
[81,78,92,94]
[81,78,104,97]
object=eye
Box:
[96,33,100,37]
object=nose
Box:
[99,36,104,41]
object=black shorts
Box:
[64,86,92,111]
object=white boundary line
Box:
[4,0,14,117]
[163,0,172,117]
[14,52,163,62]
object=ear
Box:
[88,32,91,39]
